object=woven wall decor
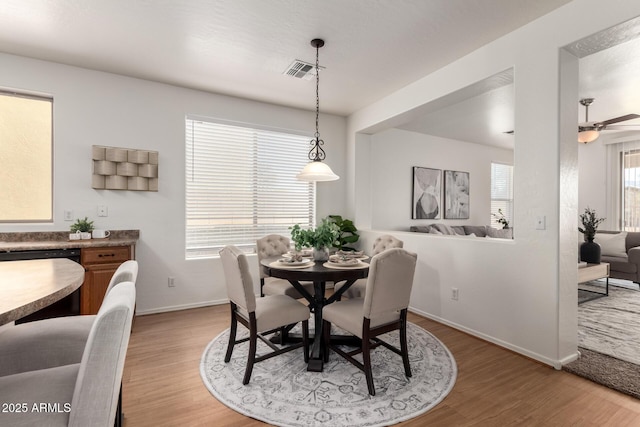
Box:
[92,145,158,191]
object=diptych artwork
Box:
[412,167,441,219]
[444,170,469,219]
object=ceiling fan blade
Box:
[597,113,640,127]
[601,124,640,131]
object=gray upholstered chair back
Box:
[256,234,290,279]
[220,245,257,313]
[371,234,404,256]
[363,248,417,320]
[105,259,139,296]
[69,281,136,427]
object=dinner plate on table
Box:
[270,259,315,269]
[324,260,368,269]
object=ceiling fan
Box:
[578,98,640,143]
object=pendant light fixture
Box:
[578,98,600,144]
[296,38,339,182]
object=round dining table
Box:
[260,256,369,372]
[0,258,85,326]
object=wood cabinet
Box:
[81,246,133,315]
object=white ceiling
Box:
[0,0,570,117]
[2,0,638,149]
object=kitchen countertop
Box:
[0,230,139,252]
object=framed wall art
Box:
[444,170,469,219]
[412,166,441,219]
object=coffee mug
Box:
[92,229,111,239]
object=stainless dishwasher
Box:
[0,248,82,323]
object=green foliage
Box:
[491,208,509,229]
[578,207,605,240]
[70,217,94,233]
[290,217,340,250]
[327,214,359,251]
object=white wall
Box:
[0,52,347,314]
[369,128,513,230]
[347,0,640,367]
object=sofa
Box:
[410,223,513,239]
[593,230,640,283]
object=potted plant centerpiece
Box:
[491,208,509,229]
[70,217,95,240]
[290,217,340,261]
[578,207,605,264]
[328,214,360,251]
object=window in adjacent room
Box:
[490,162,513,228]
[621,147,640,231]
[0,91,53,222]
[185,117,315,258]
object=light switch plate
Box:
[536,216,546,230]
[97,205,108,217]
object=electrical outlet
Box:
[97,205,108,217]
[63,210,73,221]
[168,277,175,287]
[451,288,459,301]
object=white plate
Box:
[278,258,309,265]
[323,261,368,270]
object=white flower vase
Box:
[313,247,329,262]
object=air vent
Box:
[283,60,322,80]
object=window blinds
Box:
[185,118,315,258]
[490,162,513,228]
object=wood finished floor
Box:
[122,305,640,426]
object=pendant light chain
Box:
[308,39,326,162]
[315,42,320,140]
[296,38,338,181]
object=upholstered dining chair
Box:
[322,248,417,396]
[0,260,139,377]
[256,234,315,299]
[220,245,310,385]
[334,234,404,299]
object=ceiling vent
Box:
[283,60,322,80]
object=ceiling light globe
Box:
[296,161,339,182]
[578,130,599,144]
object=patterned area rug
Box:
[200,323,457,427]
[564,280,640,399]
[577,282,640,365]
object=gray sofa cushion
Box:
[486,227,513,239]
[463,225,488,237]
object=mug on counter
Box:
[92,229,111,239]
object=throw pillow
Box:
[486,227,513,239]
[463,225,488,237]
[594,231,627,258]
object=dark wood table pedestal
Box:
[260,258,368,372]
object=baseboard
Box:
[408,306,568,369]
[136,298,228,316]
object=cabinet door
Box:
[83,263,123,315]
[81,246,132,315]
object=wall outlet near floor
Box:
[451,288,459,301]
[168,277,176,287]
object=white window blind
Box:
[185,118,315,258]
[490,162,513,228]
[622,148,640,231]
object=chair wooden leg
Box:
[322,320,331,362]
[224,303,238,363]
[362,319,375,396]
[243,314,258,385]
[302,320,309,362]
[400,309,412,377]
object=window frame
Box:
[185,116,316,259]
[0,90,53,223]
[490,161,514,229]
